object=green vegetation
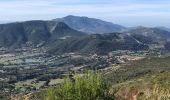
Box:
[105,57,170,84]
[49,33,148,54]
[45,71,114,100]
[8,56,170,100]
[113,72,170,100]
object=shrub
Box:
[45,71,114,100]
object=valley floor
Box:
[0,48,169,100]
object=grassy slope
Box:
[105,57,170,84]
[105,56,170,100]
[112,72,170,100]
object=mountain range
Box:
[0,15,170,54]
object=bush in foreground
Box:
[45,71,114,100]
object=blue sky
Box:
[0,0,170,27]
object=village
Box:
[0,47,164,97]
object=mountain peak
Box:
[64,15,88,18]
[55,15,126,34]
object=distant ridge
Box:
[49,33,148,54]
[126,26,170,44]
[156,26,170,32]
[55,15,126,34]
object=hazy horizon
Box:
[0,0,170,28]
